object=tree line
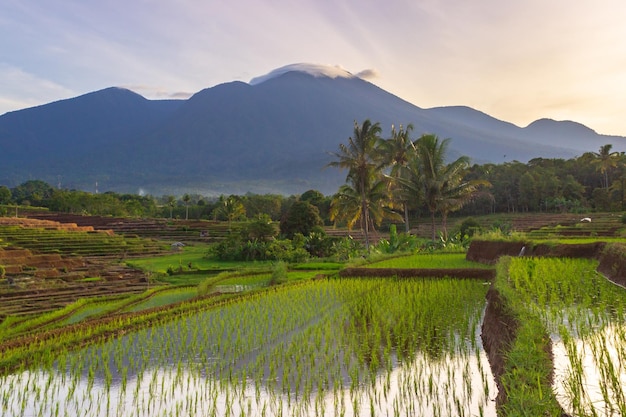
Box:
[0,123,623,241]
[325,121,626,246]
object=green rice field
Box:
[365,253,491,269]
[0,277,497,417]
[499,257,626,416]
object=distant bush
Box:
[458,217,481,239]
[208,233,309,263]
[269,261,288,286]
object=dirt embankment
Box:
[596,242,626,287]
[466,241,528,264]
[480,286,518,410]
[467,239,626,287]
[472,238,626,416]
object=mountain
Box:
[1,63,625,196]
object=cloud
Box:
[249,63,353,85]
[355,68,379,80]
[0,64,74,114]
[121,84,193,100]
[166,91,194,99]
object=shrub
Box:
[244,214,278,241]
[332,237,364,261]
[269,261,288,286]
[458,217,481,239]
[280,201,323,238]
[305,227,338,258]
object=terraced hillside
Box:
[0,217,168,315]
[27,211,625,243]
[24,212,239,243]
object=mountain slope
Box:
[1,65,624,195]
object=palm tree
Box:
[182,194,191,220]
[166,195,176,219]
[437,167,491,239]
[216,195,246,230]
[415,134,485,241]
[329,175,400,237]
[327,119,383,249]
[593,144,620,189]
[377,124,415,232]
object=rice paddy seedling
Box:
[497,256,626,416]
[0,276,497,416]
[365,253,490,269]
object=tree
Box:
[11,180,54,206]
[242,194,284,220]
[300,190,331,224]
[245,214,278,241]
[437,164,490,239]
[215,195,246,229]
[327,119,383,249]
[377,124,415,232]
[182,194,191,220]
[593,144,620,189]
[0,186,11,205]
[280,200,323,239]
[414,134,484,241]
[329,176,399,235]
[166,195,176,219]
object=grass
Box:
[123,287,198,312]
[493,257,564,416]
[217,273,271,286]
[63,298,129,325]
[365,252,491,269]
[494,256,626,416]
[127,244,272,274]
[290,261,343,270]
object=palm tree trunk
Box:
[403,203,410,233]
[362,202,370,250]
[360,178,370,250]
[430,211,436,241]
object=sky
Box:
[2,0,626,136]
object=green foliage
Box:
[458,217,481,238]
[208,232,309,263]
[279,200,323,239]
[244,214,278,241]
[331,236,364,261]
[214,195,247,225]
[0,265,5,279]
[304,226,338,258]
[0,186,11,204]
[269,261,288,285]
[372,226,422,254]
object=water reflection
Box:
[1,348,496,417]
[552,323,626,416]
[0,279,498,417]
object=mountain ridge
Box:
[1,65,624,195]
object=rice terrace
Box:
[0,209,625,417]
